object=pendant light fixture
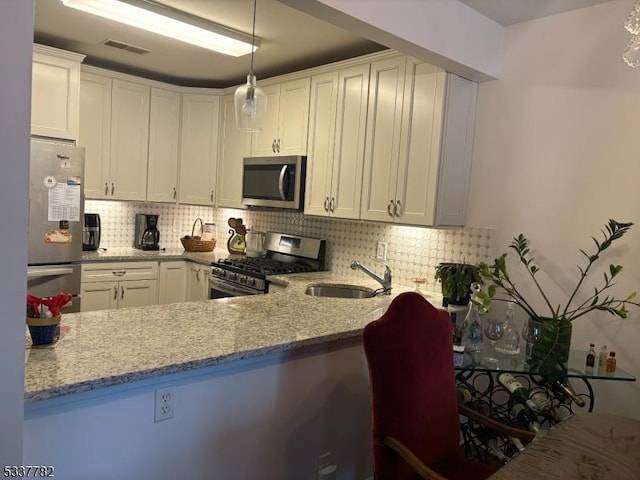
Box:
[234,0,266,131]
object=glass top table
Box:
[455,348,636,381]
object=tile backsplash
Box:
[86,200,494,292]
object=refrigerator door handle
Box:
[27,266,75,279]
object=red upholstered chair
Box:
[363,292,534,480]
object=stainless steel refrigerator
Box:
[27,139,85,313]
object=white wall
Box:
[24,340,371,480]
[467,0,640,418]
[0,0,33,466]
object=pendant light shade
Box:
[235,0,266,131]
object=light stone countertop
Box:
[24,271,441,404]
[81,247,229,265]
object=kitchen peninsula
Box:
[23,270,424,480]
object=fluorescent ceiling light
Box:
[60,0,259,57]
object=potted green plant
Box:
[434,262,482,306]
[476,219,639,372]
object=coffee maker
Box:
[134,214,160,251]
[82,213,101,251]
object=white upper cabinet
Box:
[80,71,112,199]
[147,86,181,203]
[305,64,369,219]
[251,78,310,156]
[361,56,477,227]
[31,44,84,140]
[109,78,150,201]
[80,71,151,201]
[217,93,251,209]
[178,92,220,206]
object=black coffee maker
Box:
[83,213,101,251]
[134,214,160,251]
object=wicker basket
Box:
[180,218,216,252]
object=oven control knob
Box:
[239,276,247,284]
[248,278,256,286]
[228,272,238,281]
[213,268,226,277]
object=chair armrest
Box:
[458,404,537,442]
[383,436,448,480]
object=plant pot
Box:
[434,262,481,306]
[529,317,572,372]
[27,315,61,346]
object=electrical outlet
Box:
[154,387,174,422]
[376,241,388,261]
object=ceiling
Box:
[33,0,616,88]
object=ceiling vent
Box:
[104,39,150,55]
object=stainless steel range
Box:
[209,232,326,297]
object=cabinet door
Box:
[187,264,208,301]
[158,261,187,304]
[178,93,220,206]
[251,83,281,156]
[305,71,338,217]
[119,279,158,309]
[80,72,112,199]
[31,47,82,140]
[110,79,150,201]
[217,93,251,208]
[147,87,181,203]
[81,281,118,312]
[360,56,406,222]
[330,64,369,219]
[278,78,310,155]
[433,73,477,227]
[395,60,446,226]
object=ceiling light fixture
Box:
[234,0,266,132]
[60,0,259,57]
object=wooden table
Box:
[488,413,640,479]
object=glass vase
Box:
[528,317,572,372]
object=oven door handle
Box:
[209,276,263,296]
[278,165,289,201]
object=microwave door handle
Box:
[278,165,289,200]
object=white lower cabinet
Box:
[81,262,158,312]
[158,261,188,304]
[186,263,209,301]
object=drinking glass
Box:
[483,317,504,366]
[522,318,543,365]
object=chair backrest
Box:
[363,292,461,480]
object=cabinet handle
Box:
[387,200,394,217]
[173,187,177,199]
[113,270,126,277]
[277,139,281,153]
[196,268,201,281]
[210,190,214,202]
[330,197,335,212]
[121,286,125,300]
[272,140,277,153]
[113,286,118,300]
[111,183,115,195]
[323,197,329,212]
[395,200,402,217]
[104,182,109,195]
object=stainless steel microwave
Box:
[242,156,306,210]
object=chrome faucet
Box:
[350,260,392,295]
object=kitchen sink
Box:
[304,283,376,299]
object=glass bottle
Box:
[586,343,596,368]
[461,284,483,354]
[497,372,537,411]
[606,352,617,374]
[528,387,551,414]
[546,375,586,407]
[509,403,541,433]
[495,299,520,355]
[599,345,608,367]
